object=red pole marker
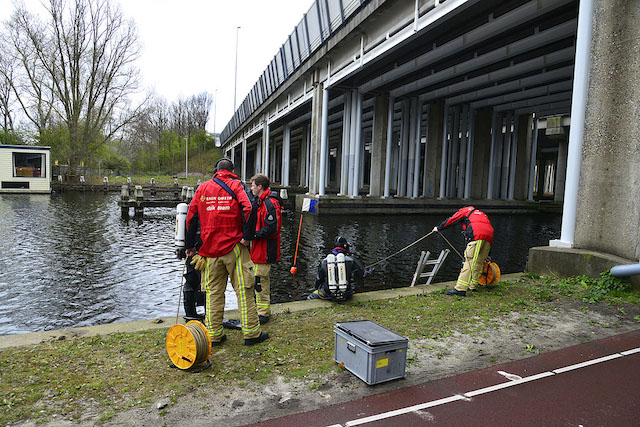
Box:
[290,213,304,274]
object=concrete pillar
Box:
[425,103,443,198]
[514,115,531,200]
[351,91,363,197]
[371,95,389,197]
[507,114,519,200]
[348,90,357,196]
[406,98,417,197]
[256,137,262,174]
[463,108,475,199]
[554,138,568,202]
[263,122,270,177]
[574,0,640,263]
[241,137,247,181]
[500,112,512,199]
[319,87,329,196]
[398,100,410,197]
[340,94,351,195]
[439,106,450,199]
[412,100,422,198]
[384,97,395,197]
[299,125,307,185]
[448,106,460,197]
[527,117,539,201]
[552,0,595,248]
[308,83,324,195]
[487,110,498,199]
[306,124,311,187]
[471,108,492,199]
[457,104,469,198]
[282,124,291,187]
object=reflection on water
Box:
[0,193,560,335]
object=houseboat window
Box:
[13,153,45,178]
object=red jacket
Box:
[185,170,256,258]
[250,188,282,264]
[439,206,494,244]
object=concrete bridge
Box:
[219,0,640,269]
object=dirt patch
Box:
[53,300,636,427]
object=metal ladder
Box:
[410,249,450,286]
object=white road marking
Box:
[336,345,638,426]
[552,353,622,374]
[497,370,523,381]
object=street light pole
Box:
[233,26,241,112]
[185,137,188,179]
[213,89,217,134]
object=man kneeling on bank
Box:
[308,236,365,301]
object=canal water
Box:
[0,192,561,335]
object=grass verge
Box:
[1,274,638,424]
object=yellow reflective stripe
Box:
[211,327,224,338]
[233,245,252,333]
[469,242,482,285]
[257,302,269,307]
[203,257,214,335]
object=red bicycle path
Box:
[248,329,640,426]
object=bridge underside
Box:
[222,0,640,261]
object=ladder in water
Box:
[410,249,450,286]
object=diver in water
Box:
[308,236,366,301]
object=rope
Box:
[365,230,436,269]
[436,231,464,260]
[175,259,186,324]
[186,323,210,364]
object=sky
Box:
[0,0,314,134]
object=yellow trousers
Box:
[201,244,261,341]
[254,263,272,317]
[455,240,491,291]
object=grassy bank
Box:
[1,274,639,424]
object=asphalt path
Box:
[248,329,640,426]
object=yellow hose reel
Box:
[166,320,211,370]
[479,261,501,286]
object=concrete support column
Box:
[398,100,410,197]
[487,110,498,199]
[463,108,475,199]
[412,101,423,198]
[319,87,329,196]
[308,83,324,195]
[299,125,307,185]
[305,124,311,187]
[514,114,531,200]
[507,114,519,200]
[457,104,469,198]
[282,124,291,187]
[241,137,247,181]
[552,0,595,248]
[348,90,357,196]
[384,97,395,197]
[470,108,492,199]
[256,137,262,174]
[554,138,568,202]
[340,94,352,195]
[448,106,460,197]
[263,122,270,177]
[438,106,450,199]
[371,95,389,197]
[573,0,640,260]
[425,103,443,198]
[351,91,363,198]
[527,117,539,201]
[500,112,513,199]
[406,98,417,197]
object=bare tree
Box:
[5,0,146,178]
[0,53,16,132]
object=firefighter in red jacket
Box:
[249,173,282,325]
[433,206,494,296]
[185,158,268,346]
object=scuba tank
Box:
[326,254,337,294]
[336,252,348,293]
[175,203,188,248]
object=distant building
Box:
[0,145,51,193]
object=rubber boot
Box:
[183,291,204,322]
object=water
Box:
[0,193,560,335]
